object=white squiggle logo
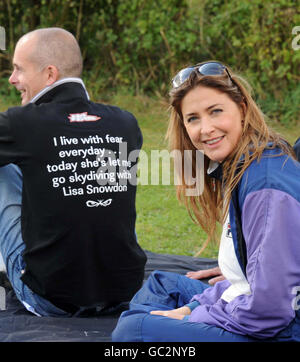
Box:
[86,199,112,207]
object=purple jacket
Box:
[188,148,300,339]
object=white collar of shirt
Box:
[30,77,90,104]
[218,214,251,302]
[207,160,220,175]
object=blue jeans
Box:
[0,164,69,317]
[112,270,259,342]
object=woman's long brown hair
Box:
[166,64,295,252]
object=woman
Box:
[112,61,300,342]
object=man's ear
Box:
[45,65,60,86]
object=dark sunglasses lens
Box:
[172,67,195,88]
[198,62,225,75]
[172,62,227,88]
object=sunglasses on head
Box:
[172,61,234,88]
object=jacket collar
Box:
[30,78,90,105]
[207,160,223,181]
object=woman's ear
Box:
[240,99,247,119]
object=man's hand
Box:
[150,306,191,320]
[186,266,224,285]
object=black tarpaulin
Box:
[0,250,217,342]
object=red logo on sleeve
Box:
[68,112,101,122]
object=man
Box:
[0,28,146,316]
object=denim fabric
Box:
[112,270,259,342]
[0,164,69,317]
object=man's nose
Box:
[9,70,17,85]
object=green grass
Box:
[1,93,299,260]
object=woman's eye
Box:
[186,116,198,123]
[211,108,222,115]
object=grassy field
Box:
[1,93,299,259]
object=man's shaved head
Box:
[18,27,83,78]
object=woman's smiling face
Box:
[181,86,244,162]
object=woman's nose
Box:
[200,117,215,136]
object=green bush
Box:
[0,0,299,123]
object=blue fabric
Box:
[185,300,200,311]
[0,164,70,317]
[230,148,300,273]
[225,148,300,338]
[111,270,258,342]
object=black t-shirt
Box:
[0,80,146,311]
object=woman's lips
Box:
[203,136,224,147]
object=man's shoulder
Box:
[93,101,136,120]
[6,99,138,130]
[7,103,35,118]
[89,101,139,130]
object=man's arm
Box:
[0,111,18,166]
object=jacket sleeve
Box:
[188,188,300,339]
[0,111,19,166]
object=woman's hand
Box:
[150,306,191,320]
[186,266,225,285]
